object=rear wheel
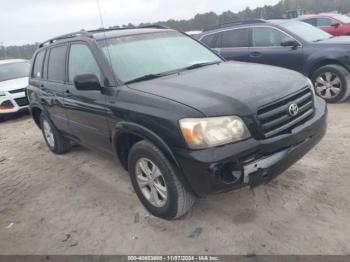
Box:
[311,64,350,103]
[128,140,195,220]
[40,114,71,154]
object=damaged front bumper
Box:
[173,97,327,196]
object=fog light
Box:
[0,100,15,110]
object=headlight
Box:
[307,78,316,97]
[179,116,251,149]
[0,91,6,96]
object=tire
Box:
[311,64,350,103]
[128,140,195,220]
[40,114,71,154]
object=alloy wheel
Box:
[314,72,342,99]
[43,120,55,148]
[135,158,168,207]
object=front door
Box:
[248,26,304,73]
[317,17,340,36]
[63,42,111,153]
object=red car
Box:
[298,13,350,36]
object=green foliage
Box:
[0,44,38,61]
[2,0,350,60]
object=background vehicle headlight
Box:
[179,116,251,149]
[0,91,6,96]
[307,78,316,97]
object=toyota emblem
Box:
[288,103,299,117]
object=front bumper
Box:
[0,91,29,115]
[173,97,327,196]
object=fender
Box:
[113,121,180,168]
[112,121,197,195]
[303,48,350,76]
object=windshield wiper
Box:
[124,73,168,84]
[124,62,221,84]
[183,61,221,71]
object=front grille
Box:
[14,97,29,107]
[257,87,314,138]
[9,88,26,94]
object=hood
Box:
[316,36,350,45]
[127,62,308,116]
[0,77,29,92]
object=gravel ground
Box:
[0,102,349,255]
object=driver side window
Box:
[252,27,292,47]
[68,44,101,83]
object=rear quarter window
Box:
[32,51,45,78]
[201,34,218,48]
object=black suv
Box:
[27,27,327,219]
[197,19,350,103]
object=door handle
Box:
[250,51,262,58]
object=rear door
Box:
[248,26,304,72]
[215,28,250,62]
[63,42,111,152]
[28,49,46,101]
[40,44,70,132]
[316,17,340,36]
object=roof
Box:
[0,59,29,65]
[298,13,341,19]
[92,28,173,41]
[203,19,267,32]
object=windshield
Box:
[0,62,30,82]
[331,14,350,23]
[98,31,222,83]
[280,21,332,42]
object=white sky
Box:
[0,0,280,46]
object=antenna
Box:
[96,0,112,85]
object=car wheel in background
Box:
[128,140,195,220]
[312,64,350,103]
[40,114,71,154]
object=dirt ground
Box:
[0,102,349,255]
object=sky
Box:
[0,0,280,46]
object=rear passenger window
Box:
[32,51,45,78]
[201,34,218,48]
[47,45,67,82]
[68,44,101,83]
[220,28,249,48]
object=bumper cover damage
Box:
[173,97,327,196]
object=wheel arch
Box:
[112,122,181,171]
[30,106,43,128]
[308,59,348,78]
[112,122,196,195]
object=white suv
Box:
[0,59,30,120]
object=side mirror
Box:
[73,73,101,91]
[331,22,340,28]
[281,39,299,48]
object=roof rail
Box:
[139,24,170,30]
[203,19,267,32]
[38,25,171,48]
[39,31,92,48]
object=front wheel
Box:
[40,114,71,154]
[311,64,350,103]
[128,140,195,220]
